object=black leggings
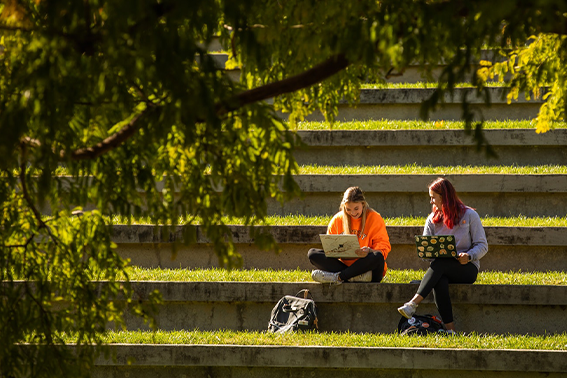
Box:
[417,258,478,324]
[307,248,385,282]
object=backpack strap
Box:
[295,289,313,300]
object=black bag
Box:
[397,314,446,335]
[268,289,318,333]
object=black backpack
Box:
[268,289,318,333]
[397,314,446,335]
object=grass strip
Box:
[110,214,567,227]
[360,82,510,89]
[92,329,567,350]
[120,267,567,286]
[295,164,567,175]
[51,163,567,179]
[294,119,558,130]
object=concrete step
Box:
[51,172,567,218]
[122,281,567,335]
[296,87,543,121]
[294,128,567,166]
[263,174,567,217]
[113,225,567,272]
[93,344,567,378]
[108,173,565,218]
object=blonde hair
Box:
[339,186,372,236]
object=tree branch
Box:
[66,108,151,160]
[216,53,350,115]
[20,105,155,161]
[19,144,44,225]
[20,55,347,160]
[0,25,35,32]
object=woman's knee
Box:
[307,248,324,260]
[429,258,458,272]
[364,251,385,264]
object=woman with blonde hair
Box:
[308,187,391,284]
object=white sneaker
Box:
[311,270,342,285]
[350,271,372,282]
[397,301,418,318]
[443,329,457,336]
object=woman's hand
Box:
[356,246,382,258]
[457,252,470,265]
[355,247,371,258]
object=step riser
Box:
[294,129,567,166]
[93,345,567,377]
[118,282,567,335]
[301,103,541,122]
[113,225,567,272]
[121,300,566,335]
[118,243,567,273]
[296,129,567,146]
[294,146,567,167]
[93,366,566,378]
[266,192,567,217]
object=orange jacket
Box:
[327,209,391,276]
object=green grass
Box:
[296,164,567,175]
[109,214,567,227]
[31,162,567,178]
[360,81,510,89]
[120,267,567,286]
[293,119,566,130]
[90,329,567,350]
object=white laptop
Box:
[319,234,360,258]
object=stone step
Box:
[49,172,567,218]
[299,87,543,122]
[122,281,567,335]
[294,128,567,166]
[113,225,567,272]
[102,173,565,218]
[93,344,567,378]
[262,174,567,217]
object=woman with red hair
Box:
[397,177,488,333]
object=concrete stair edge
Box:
[95,344,567,373]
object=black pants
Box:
[417,258,478,324]
[307,248,385,282]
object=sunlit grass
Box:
[108,214,567,228]
[120,267,567,286]
[84,329,567,350]
[296,164,567,175]
[292,119,566,130]
[360,81,510,89]
[22,162,567,178]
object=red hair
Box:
[429,178,466,229]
